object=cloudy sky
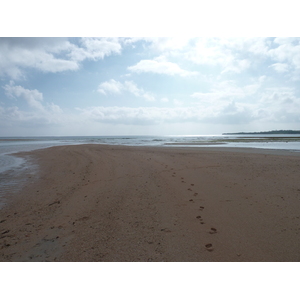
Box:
[1,36,300,136]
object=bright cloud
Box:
[269,63,289,73]
[128,56,198,77]
[3,82,45,111]
[77,103,259,126]
[68,37,122,62]
[0,38,79,79]
[98,79,123,95]
[1,82,64,129]
[142,37,192,53]
[268,40,300,70]
[0,37,123,80]
[180,38,253,74]
[191,78,264,104]
[98,79,155,101]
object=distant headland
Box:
[222,130,300,135]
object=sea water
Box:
[1,135,300,207]
[1,134,300,174]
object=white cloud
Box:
[141,38,300,77]
[98,79,123,95]
[47,102,63,114]
[2,83,64,128]
[123,81,142,97]
[200,101,257,125]
[191,79,263,103]
[221,59,251,74]
[219,37,271,56]
[243,38,271,56]
[128,56,197,77]
[142,37,192,53]
[259,87,298,105]
[182,38,254,74]
[268,41,300,70]
[269,63,289,73]
[185,38,230,65]
[68,37,122,61]
[3,82,45,111]
[173,99,184,106]
[98,79,155,101]
[3,37,300,83]
[140,38,298,75]
[0,104,64,130]
[189,76,284,125]
[77,103,260,126]
[253,86,300,123]
[123,81,155,101]
[0,37,123,80]
[273,37,299,45]
[0,38,79,79]
[78,106,197,125]
[2,98,299,135]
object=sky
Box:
[1,36,300,136]
[1,0,300,137]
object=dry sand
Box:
[1,144,300,262]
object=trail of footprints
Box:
[171,169,217,252]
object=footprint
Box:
[188,188,192,191]
[200,222,205,225]
[77,216,89,222]
[48,200,61,206]
[189,199,194,202]
[196,216,202,219]
[209,228,217,234]
[205,243,213,252]
[161,228,171,232]
[199,206,204,211]
[193,193,198,196]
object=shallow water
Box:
[0,154,38,208]
[1,135,300,174]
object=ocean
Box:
[1,134,300,207]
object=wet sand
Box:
[1,144,300,261]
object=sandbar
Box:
[1,144,300,261]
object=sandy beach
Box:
[1,144,300,262]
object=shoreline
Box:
[1,144,300,261]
